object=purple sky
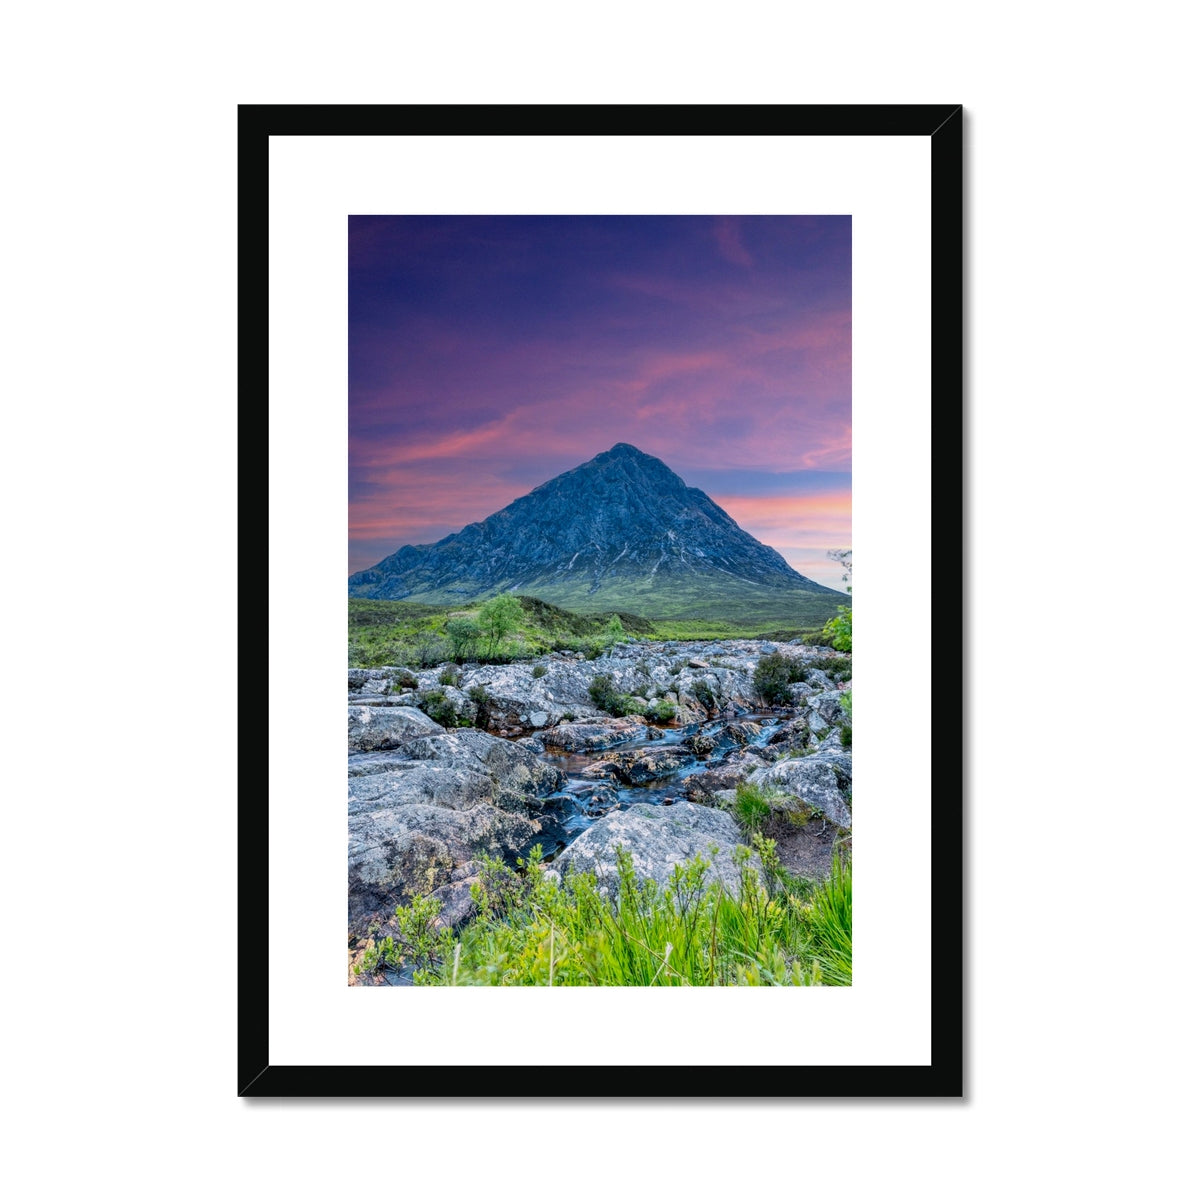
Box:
[349,215,851,590]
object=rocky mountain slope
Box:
[348,443,846,622]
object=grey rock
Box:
[540,718,643,752]
[749,749,853,828]
[347,728,565,932]
[682,751,760,802]
[808,691,849,726]
[603,746,692,785]
[555,802,759,893]
[347,668,398,692]
[348,705,444,752]
[767,714,813,754]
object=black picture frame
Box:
[241,103,963,1098]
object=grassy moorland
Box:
[349,594,840,667]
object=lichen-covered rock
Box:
[554,802,759,892]
[347,728,565,933]
[806,691,849,727]
[683,732,717,756]
[748,747,853,828]
[348,705,444,752]
[601,746,692,786]
[347,668,399,692]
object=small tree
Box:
[603,614,625,646]
[477,594,522,655]
[445,618,481,661]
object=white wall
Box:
[3,4,1194,1197]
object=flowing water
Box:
[517,711,781,862]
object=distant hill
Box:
[349,443,848,624]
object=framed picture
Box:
[244,104,962,1097]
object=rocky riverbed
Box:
[348,639,852,980]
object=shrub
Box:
[646,699,677,724]
[588,674,644,717]
[532,665,548,679]
[589,674,619,712]
[691,679,716,710]
[389,669,418,692]
[820,654,852,683]
[420,689,470,728]
[821,605,852,653]
[839,726,852,747]
[438,664,462,687]
[753,651,807,704]
[583,641,603,661]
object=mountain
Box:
[348,444,848,624]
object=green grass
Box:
[464,573,848,628]
[368,840,851,987]
[349,595,831,667]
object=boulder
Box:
[747,748,853,828]
[347,668,399,692]
[807,691,849,726]
[768,714,812,751]
[574,784,620,817]
[540,718,644,753]
[681,751,760,802]
[347,728,565,933]
[710,720,763,754]
[348,705,444,752]
[554,802,759,893]
[602,746,692,786]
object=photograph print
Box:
[346,215,853,987]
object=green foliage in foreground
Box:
[378,841,851,987]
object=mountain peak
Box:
[349,446,846,621]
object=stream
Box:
[516,710,782,862]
